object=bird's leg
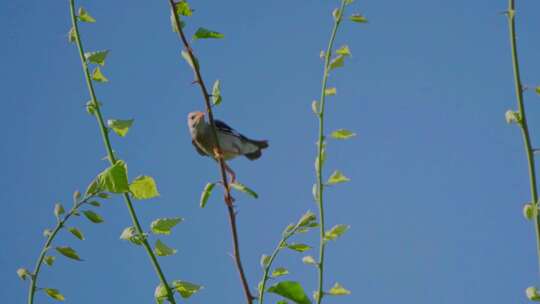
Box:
[224,162,237,184]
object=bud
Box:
[505,110,521,124]
[526,286,540,301]
[523,203,535,221]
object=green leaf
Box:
[44,288,65,301]
[327,170,350,185]
[17,268,30,280]
[85,100,101,116]
[287,243,312,252]
[505,110,521,124]
[98,160,129,193]
[82,210,104,223]
[271,267,289,278]
[85,177,104,196]
[350,14,368,23]
[172,280,203,299]
[78,7,96,23]
[327,282,351,296]
[312,184,319,202]
[332,8,342,21]
[175,1,192,16]
[43,229,52,238]
[302,256,317,265]
[92,67,109,83]
[330,129,356,140]
[84,50,109,66]
[129,175,159,200]
[55,246,82,261]
[181,50,199,70]
[44,256,56,266]
[277,301,289,304]
[230,182,258,199]
[150,217,183,235]
[200,182,216,208]
[154,239,177,256]
[54,203,65,218]
[193,27,224,39]
[324,224,350,241]
[267,281,311,304]
[119,226,144,245]
[297,211,317,228]
[212,80,222,105]
[107,119,134,137]
[72,190,81,203]
[260,254,271,268]
[311,100,319,115]
[68,27,76,43]
[336,45,351,56]
[324,87,337,96]
[68,227,85,240]
[329,55,345,71]
[154,283,168,304]
[536,86,540,95]
[89,201,101,207]
[526,286,540,301]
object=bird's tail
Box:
[244,139,269,160]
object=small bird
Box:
[187,111,269,183]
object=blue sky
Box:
[2,0,540,303]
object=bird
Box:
[187,111,269,183]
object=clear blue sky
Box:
[2,0,540,303]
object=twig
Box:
[167,1,254,302]
[68,1,176,303]
[27,195,93,304]
[506,0,540,274]
[315,1,348,303]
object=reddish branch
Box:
[167,1,254,303]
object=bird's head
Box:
[187,111,206,134]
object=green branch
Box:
[315,0,348,303]
[68,1,176,303]
[506,0,540,289]
[26,195,93,304]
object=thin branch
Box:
[506,0,540,274]
[27,195,93,304]
[68,1,176,303]
[167,1,254,303]
[315,1,348,303]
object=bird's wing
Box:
[191,140,208,157]
[214,120,249,141]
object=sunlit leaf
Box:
[172,280,203,299]
[68,227,85,240]
[154,283,168,304]
[526,286,540,301]
[327,282,351,296]
[267,281,311,304]
[297,211,317,228]
[98,160,129,193]
[17,268,30,280]
[181,50,198,70]
[84,50,109,66]
[68,27,76,43]
[271,267,289,278]
[324,224,350,241]
[302,256,317,265]
[336,45,351,56]
[329,55,345,71]
[55,246,82,261]
[154,239,177,256]
[92,67,109,83]
[119,226,144,245]
[324,87,337,96]
[287,243,312,252]
[88,201,101,207]
[44,256,56,266]
[129,175,159,200]
[536,86,540,96]
[107,119,134,137]
[330,129,356,140]
[54,203,65,218]
[175,1,192,16]
[44,288,65,301]
[150,217,183,235]
[327,170,350,185]
[82,210,104,223]
[212,80,222,105]
[78,7,96,23]
[260,254,271,268]
[230,182,258,199]
[350,14,368,23]
[43,229,52,238]
[312,100,319,115]
[193,27,224,39]
[200,182,216,208]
